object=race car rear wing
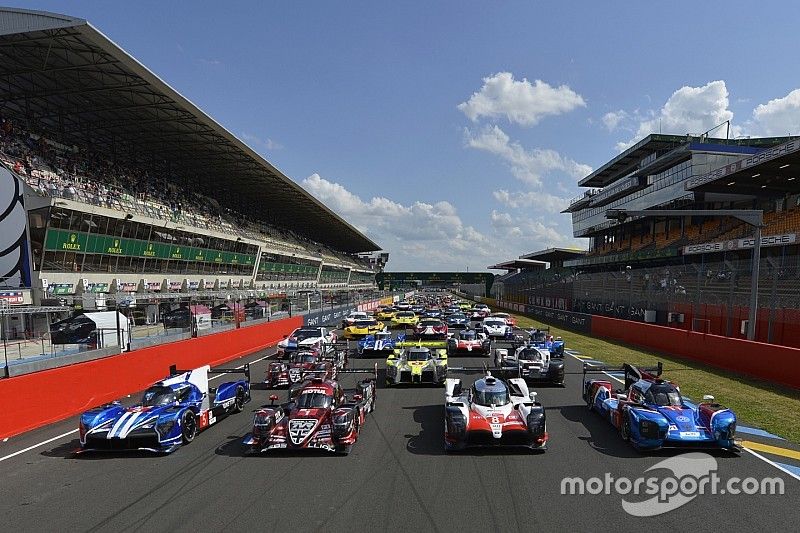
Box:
[396,340,448,349]
[338,362,379,380]
[170,363,251,383]
[448,362,490,373]
[582,361,662,391]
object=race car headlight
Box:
[638,419,660,439]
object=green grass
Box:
[513,315,800,444]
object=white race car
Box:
[482,317,513,339]
[277,326,336,356]
[342,311,370,329]
[444,372,547,451]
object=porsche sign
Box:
[683,233,796,255]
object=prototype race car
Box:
[445,312,470,329]
[493,341,565,386]
[386,342,448,386]
[444,372,547,452]
[277,327,336,356]
[357,330,403,357]
[529,328,565,356]
[447,328,491,355]
[79,365,250,453]
[391,310,419,329]
[243,375,376,455]
[413,318,448,339]
[266,350,339,388]
[343,318,385,339]
[583,362,738,452]
[481,317,514,339]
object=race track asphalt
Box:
[1,334,798,532]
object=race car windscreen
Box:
[142,386,177,407]
[645,384,682,407]
[461,330,476,340]
[420,319,442,327]
[292,353,316,364]
[472,387,510,406]
[395,311,415,318]
[449,313,466,320]
[295,392,332,409]
[295,328,322,341]
[407,349,431,361]
[355,319,377,327]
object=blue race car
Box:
[357,330,404,357]
[583,362,738,452]
[529,328,565,357]
[79,364,250,453]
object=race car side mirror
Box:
[269,394,279,404]
[529,392,537,402]
[702,394,715,402]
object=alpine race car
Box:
[529,328,565,356]
[447,328,491,355]
[243,375,376,455]
[493,340,565,386]
[357,330,403,357]
[343,318,385,339]
[413,318,448,339]
[490,312,517,328]
[481,317,514,339]
[583,362,738,452]
[445,312,470,329]
[390,310,419,329]
[277,326,336,356]
[385,342,448,386]
[444,372,547,452]
[79,364,250,453]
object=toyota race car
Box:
[583,362,738,452]
[343,318,385,339]
[79,365,250,453]
[278,327,336,356]
[493,341,565,386]
[447,328,491,355]
[243,375,376,455]
[386,342,448,386]
[481,317,514,339]
[357,330,403,357]
[444,372,547,452]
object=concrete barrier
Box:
[0,315,302,439]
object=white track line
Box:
[741,446,800,482]
[0,429,78,463]
[1,350,279,460]
[568,352,624,383]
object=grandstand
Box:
[494,134,800,347]
[0,9,385,329]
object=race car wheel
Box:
[620,412,631,442]
[233,386,246,413]
[181,411,197,444]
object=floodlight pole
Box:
[606,209,763,340]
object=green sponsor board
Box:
[44,229,256,266]
[376,272,494,292]
[257,261,318,274]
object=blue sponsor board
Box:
[304,305,356,327]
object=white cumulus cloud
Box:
[458,72,586,126]
[617,80,734,151]
[751,88,800,136]
[492,189,570,213]
[602,110,628,131]
[465,125,591,187]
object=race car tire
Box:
[620,412,631,442]
[181,411,197,444]
[233,386,246,413]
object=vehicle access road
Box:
[0,338,797,531]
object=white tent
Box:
[83,311,130,349]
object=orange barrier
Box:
[0,316,302,439]
[591,315,800,389]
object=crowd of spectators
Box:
[0,114,373,273]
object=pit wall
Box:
[0,315,302,439]
[454,291,800,390]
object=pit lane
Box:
[0,327,797,531]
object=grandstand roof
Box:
[687,136,800,195]
[520,248,586,264]
[0,8,380,253]
[487,259,547,271]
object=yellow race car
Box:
[458,302,472,311]
[376,307,398,321]
[343,318,385,339]
[390,311,419,329]
[386,341,448,386]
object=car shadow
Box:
[41,438,163,460]
[215,436,341,458]
[404,404,444,456]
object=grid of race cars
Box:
[77,291,739,456]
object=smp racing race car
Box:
[493,338,565,386]
[357,330,403,357]
[385,341,448,386]
[583,362,738,452]
[447,328,491,356]
[444,371,547,452]
[79,365,250,453]
[243,372,376,456]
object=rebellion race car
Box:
[343,318,385,339]
[266,350,338,388]
[243,375,376,455]
[386,342,448,386]
[583,362,738,452]
[357,330,403,357]
[444,372,547,452]
[447,328,491,356]
[79,365,250,453]
[493,341,565,386]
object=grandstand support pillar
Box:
[747,226,761,341]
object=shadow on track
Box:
[41,438,162,460]
[404,404,444,456]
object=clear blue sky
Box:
[13,1,800,270]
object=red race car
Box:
[414,318,448,339]
[265,350,321,388]
[244,376,376,455]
